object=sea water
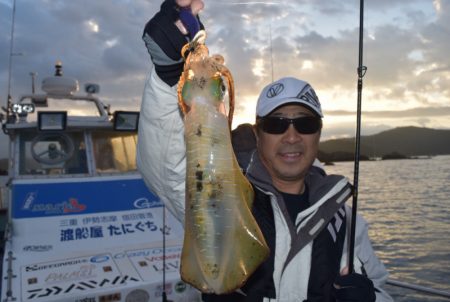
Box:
[325,155,450,301]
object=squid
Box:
[177,30,269,294]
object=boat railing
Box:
[387,278,450,299]
[3,252,16,302]
[2,219,15,302]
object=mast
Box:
[349,0,367,273]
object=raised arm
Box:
[137,0,206,224]
[137,66,187,224]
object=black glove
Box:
[333,273,376,302]
[179,7,201,39]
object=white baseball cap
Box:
[256,77,323,118]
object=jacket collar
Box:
[245,150,344,205]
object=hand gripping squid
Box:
[177,30,269,294]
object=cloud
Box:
[0,0,449,132]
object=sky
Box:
[0,0,449,159]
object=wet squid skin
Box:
[177,31,269,294]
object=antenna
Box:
[6,0,17,121]
[30,72,37,94]
[6,0,23,122]
[269,21,274,82]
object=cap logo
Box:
[297,86,321,111]
[266,83,284,98]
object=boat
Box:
[0,62,201,302]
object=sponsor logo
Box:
[45,264,96,284]
[114,247,180,259]
[26,276,139,299]
[133,197,159,209]
[24,198,87,215]
[145,253,180,263]
[22,192,37,210]
[175,281,187,293]
[113,252,126,259]
[90,255,110,263]
[26,258,88,272]
[23,245,53,252]
[155,283,173,298]
[99,293,121,302]
[266,83,284,98]
[151,260,180,273]
[64,198,87,213]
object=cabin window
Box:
[91,132,137,174]
[19,131,88,175]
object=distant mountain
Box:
[319,126,450,161]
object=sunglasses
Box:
[257,116,322,135]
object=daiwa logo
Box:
[133,197,159,209]
[266,83,284,98]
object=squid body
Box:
[177,31,269,294]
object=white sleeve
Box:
[341,209,394,302]
[137,66,186,224]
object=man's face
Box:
[256,104,321,192]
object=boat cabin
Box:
[0,62,199,302]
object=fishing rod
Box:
[349,0,367,273]
[162,205,169,302]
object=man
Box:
[137,2,393,301]
[223,78,393,301]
